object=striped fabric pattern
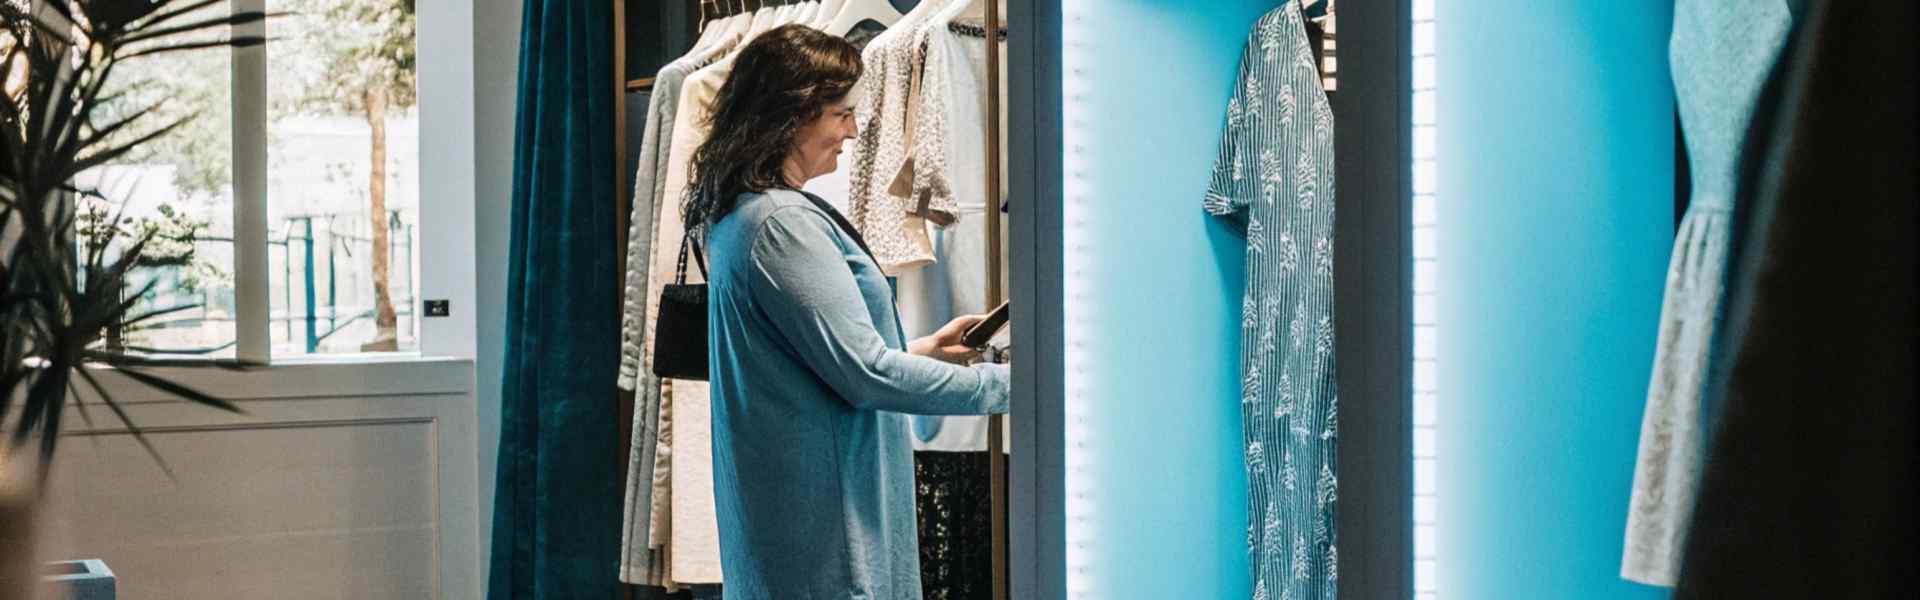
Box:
[1203,2,1339,599]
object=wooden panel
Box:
[75,358,473,405]
[40,418,440,600]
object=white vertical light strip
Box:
[1410,0,1439,599]
[232,0,270,363]
[1062,2,1099,599]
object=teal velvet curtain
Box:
[487,0,620,597]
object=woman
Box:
[685,24,1010,600]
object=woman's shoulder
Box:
[738,187,810,205]
[723,189,833,237]
[733,189,821,221]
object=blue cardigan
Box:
[703,188,1010,599]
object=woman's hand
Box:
[909,314,987,365]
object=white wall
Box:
[469,0,523,577]
[419,0,480,362]
[42,360,479,600]
[33,0,522,596]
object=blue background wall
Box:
[1065,1,1275,598]
[1436,1,1676,598]
[1071,1,1680,599]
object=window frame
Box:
[135,0,472,365]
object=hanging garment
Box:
[487,0,622,597]
[899,10,1001,452]
[899,2,986,229]
[622,34,742,392]
[1673,0,1917,596]
[1623,0,1793,586]
[847,0,953,274]
[620,34,739,586]
[645,54,735,585]
[897,209,995,595]
[914,451,994,600]
[1203,3,1338,599]
[635,15,901,587]
[896,205,992,452]
[703,189,1010,599]
[889,15,999,596]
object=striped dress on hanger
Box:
[1203,2,1338,598]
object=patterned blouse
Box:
[1204,2,1340,598]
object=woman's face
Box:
[788,97,859,184]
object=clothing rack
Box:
[611,3,1016,597]
[982,2,1008,599]
[698,0,817,28]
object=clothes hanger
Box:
[693,1,723,49]
[810,0,844,29]
[693,1,747,59]
[825,0,905,37]
[714,1,747,36]
[721,0,756,42]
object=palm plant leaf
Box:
[131,0,230,31]
[2,0,269,480]
[74,366,178,482]
[107,367,243,414]
[118,10,270,48]
[120,35,266,60]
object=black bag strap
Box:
[674,233,708,284]
[675,192,872,285]
[799,191,880,267]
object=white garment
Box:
[846,0,952,273]
[1622,0,1792,586]
[899,16,1006,452]
[637,23,863,586]
[642,54,731,586]
[898,208,991,452]
[619,28,742,586]
[904,0,988,217]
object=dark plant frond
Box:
[68,111,193,174]
[76,102,163,153]
[74,366,178,482]
[120,35,267,60]
[117,302,201,329]
[64,378,96,429]
[4,0,264,481]
[131,0,231,31]
[109,366,243,414]
[11,361,65,448]
[3,6,81,49]
[118,10,270,48]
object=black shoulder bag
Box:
[651,233,711,381]
[651,193,877,382]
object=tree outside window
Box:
[80,0,420,357]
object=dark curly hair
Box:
[683,25,863,231]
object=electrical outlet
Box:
[425,299,450,318]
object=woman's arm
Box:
[750,207,1009,416]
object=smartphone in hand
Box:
[963,301,1011,349]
